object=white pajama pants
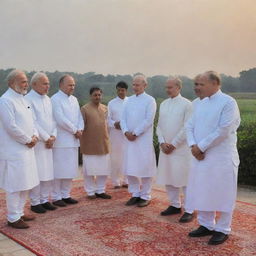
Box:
[127,176,153,200]
[111,173,128,187]
[6,191,28,223]
[83,167,108,195]
[30,180,53,206]
[198,211,233,234]
[52,179,73,201]
[166,185,193,214]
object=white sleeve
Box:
[133,99,157,136]
[0,99,32,144]
[120,101,129,134]
[186,113,196,147]
[76,100,84,131]
[197,99,240,152]
[30,103,50,141]
[156,104,165,144]
[51,98,77,134]
[107,102,116,128]
[171,102,192,148]
[51,118,57,137]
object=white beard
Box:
[14,85,28,95]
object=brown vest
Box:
[80,102,110,155]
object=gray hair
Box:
[204,71,221,85]
[167,76,182,89]
[133,74,148,85]
[30,72,47,86]
[6,69,25,85]
[194,74,202,81]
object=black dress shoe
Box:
[179,212,194,223]
[62,197,78,204]
[189,225,214,237]
[95,193,112,199]
[125,197,140,206]
[161,206,181,216]
[208,231,229,245]
[53,200,67,207]
[30,204,47,214]
[137,199,151,207]
[41,202,57,211]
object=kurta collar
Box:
[209,90,222,100]
[30,89,46,99]
[89,102,101,109]
[135,92,146,97]
[59,89,70,98]
[7,87,24,98]
[116,96,127,101]
[170,94,181,101]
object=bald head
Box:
[204,71,221,85]
[132,74,147,95]
[6,69,29,95]
[195,71,221,98]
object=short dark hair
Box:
[116,81,128,90]
[59,74,71,86]
[90,87,102,95]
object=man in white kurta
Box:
[0,70,39,229]
[108,81,128,188]
[156,78,194,222]
[121,75,157,207]
[25,72,57,213]
[186,71,240,245]
[51,75,84,206]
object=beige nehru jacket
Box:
[80,102,110,155]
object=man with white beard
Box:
[121,74,157,207]
[25,72,57,213]
[186,71,240,245]
[51,75,84,206]
[108,81,128,189]
[156,77,194,223]
[0,70,39,229]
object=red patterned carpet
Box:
[0,180,256,256]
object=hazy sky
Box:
[0,0,256,77]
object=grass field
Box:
[237,99,256,125]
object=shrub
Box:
[237,122,256,186]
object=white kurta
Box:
[25,89,56,181]
[108,96,128,177]
[0,88,39,193]
[51,90,84,178]
[156,94,192,187]
[121,92,157,177]
[83,154,111,176]
[185,90,240,212]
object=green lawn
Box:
[237,99,256,125]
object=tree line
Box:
[0,68,255,103]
